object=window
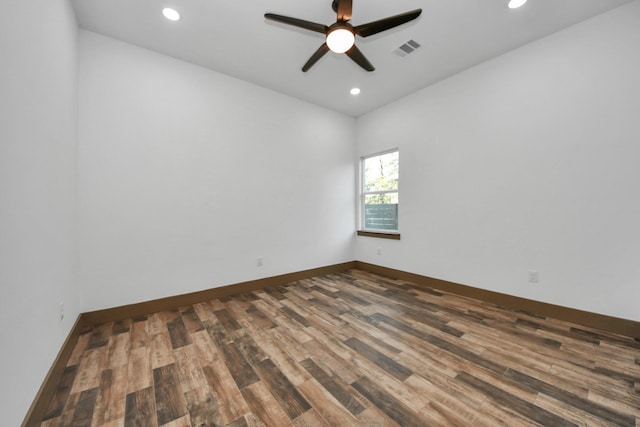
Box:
[359,150,399,236]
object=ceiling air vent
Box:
[393,39,421,57]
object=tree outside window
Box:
[361,150,399,231]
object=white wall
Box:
[78,31,356,311]
[355,1,640,322]
[0,0,79,424]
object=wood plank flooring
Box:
[40,269,640,426]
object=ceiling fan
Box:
[264,0,422,72]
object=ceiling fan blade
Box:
[345,45,375,72]
[336,0,353,22]
[264,13,328,34]
[302,43,330,72]
[354,9,422,37]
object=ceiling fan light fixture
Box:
[508,0,528,9]
[264,2,421,72]
[326,27,355,53]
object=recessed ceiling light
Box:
[508,0,527,9]
[162,8,180,21]
[350,88,361,95]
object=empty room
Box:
[2,0,639,426]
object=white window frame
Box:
[359,148,399,234]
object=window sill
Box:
[357,230,401,240]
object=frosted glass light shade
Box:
[326,28,355,53]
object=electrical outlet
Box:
[257,257,263,267]
[528,270,539,283]
[59,302,64,320]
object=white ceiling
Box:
[70,0,632,117]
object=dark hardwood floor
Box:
[40,270,640,426]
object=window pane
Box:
[363,151,399,193]
[364,193,398,204]
[364,193,398,230]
